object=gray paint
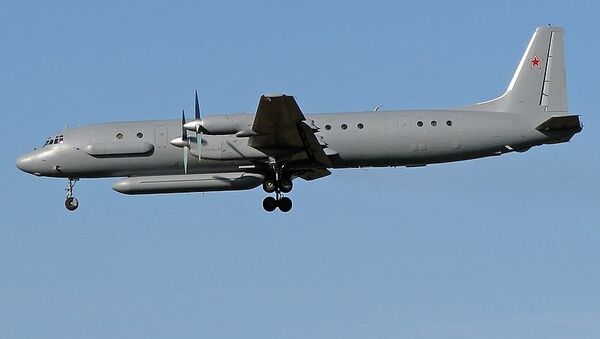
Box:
[16,26,582,207]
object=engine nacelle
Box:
[112,172,264,194]
[201,114,254,135]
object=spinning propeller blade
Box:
[194,90,201,131]
[194,91,202,162]
[182,110,189,174]
[178,91,205,165]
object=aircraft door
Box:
[398,117,410,136]
[155,126,168,150]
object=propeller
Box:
[183,90,204,162]
[184,90,205,133]
[170,110,190,174]
[182,110,189,174]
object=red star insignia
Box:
[530,55,542,68]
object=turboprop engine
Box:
[170,92,260,174]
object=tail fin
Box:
[466,26,567,113]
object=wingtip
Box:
[263,93,285,98]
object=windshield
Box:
[43,134,64,147]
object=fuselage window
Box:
[325,124,331,130]
[417,121,423,127]
[116,133,123,140]
[446,120,453,126]
[431,121,437,127]
[341,124,347,130]
[137,132,143,138]
[357,123,364,129]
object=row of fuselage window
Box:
[108,120,454,142]
[43,132,145,147]
[322,120,453,131]
[417,120,453,127]
[115,132,144,140]
[44,121,454,148]
[324,123,364,131]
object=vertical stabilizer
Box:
[466,26,568,113]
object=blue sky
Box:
[1,1,599,338]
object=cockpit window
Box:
[43,135,64,147]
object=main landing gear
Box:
[262,193,292,213]
[262,166,293,212]
[65,178,79,211]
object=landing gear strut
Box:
[262,161,293,212]
[65,178,79,211]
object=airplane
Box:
[16,26,582,213]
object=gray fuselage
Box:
[16,109,562,179]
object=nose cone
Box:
[16,153,43,176]
[17,154,33,174]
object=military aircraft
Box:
[16,26,582,212]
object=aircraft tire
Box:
[65,197,79,211]
[263,196,277,212]
[263,178,277,193]
[278,197,292,212]
[280,178,293,193]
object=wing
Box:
[248,94,331,167]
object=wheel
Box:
[262,196,277,212]
[262,178,277,193]
[279,178,293,193]
[278,197,292,212]
[65,197,79,211]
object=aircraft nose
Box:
[16,154,42,175]
[17,154,32,173]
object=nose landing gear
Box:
[65,178,79,211]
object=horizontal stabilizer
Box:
[536,115,582,132]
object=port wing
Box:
[248,94,331,167]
